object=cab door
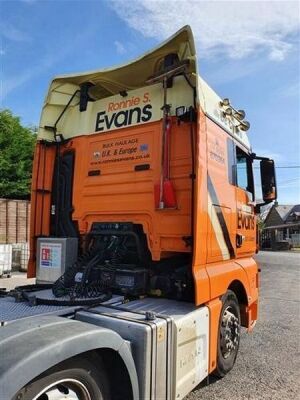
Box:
[235,146,256,257]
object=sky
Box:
[0,0,299,204]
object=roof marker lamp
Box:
[233,109,246,121]
[220,98,250,131]
[239,120,250,131]
[224,107,232,116]
[219,98,230,107]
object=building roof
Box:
[264,203,300,229]
[275,205,295,222]
[284,205,300,221]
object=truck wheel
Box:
[13,355,110,400]
[214,290,241,378]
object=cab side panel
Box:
[191,113,259,374]
[206,117,236,263]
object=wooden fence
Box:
[0,199,30,244]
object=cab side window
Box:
[236,152,248,190]
[236,146,254,198]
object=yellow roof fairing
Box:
[37,25,251,150]
[38,26,197,141]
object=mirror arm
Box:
[251,153,272,161]
[254,204,262,214]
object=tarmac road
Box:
[187,251,300,400]
[1,251,299,399]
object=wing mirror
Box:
[260,159,277,203]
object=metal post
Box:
[5,199,8,244]
[25,201,28,242]
[16,201,18,243]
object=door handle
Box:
[236,233,245,248]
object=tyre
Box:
[13,355,110,400]
[214,290,241,378]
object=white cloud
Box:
[110,0,299,61]
[0,25,99,103]
[114,40,127,55]
[203,57,266,86]
[1,70,35,104]
[278,81,300,98]
[1,48,57,103]
[0,23,31,42]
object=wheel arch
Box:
[0,316,139,400]
[228,279,248,327]
[97,348,134,400]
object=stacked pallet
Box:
[0,199,30,244]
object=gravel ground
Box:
[186,251,300,400]
[0,251,299,399]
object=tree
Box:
[257,216,265,232]
[0,109,37,199]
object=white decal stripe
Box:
[208,194,230,260]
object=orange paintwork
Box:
[28,143,56,278]
[28,106,259,375]
[71,118,192,259]
[28,118,193,271]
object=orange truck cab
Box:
[0,26,277,400]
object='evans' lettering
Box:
[237,211,255,230]
[95,104,152,132]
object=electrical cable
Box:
[51,236,126,301]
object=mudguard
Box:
[0,315,139,400]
